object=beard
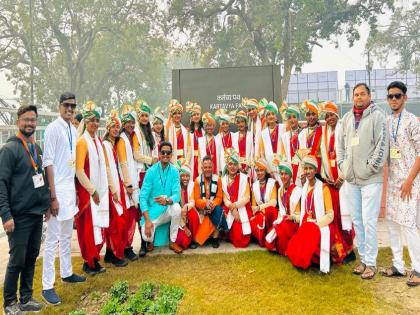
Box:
[20,129,35,137]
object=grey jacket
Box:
[336,102,389,186]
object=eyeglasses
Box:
[387,93,404,100]
[160,150,172,156]
[61,102,77,109]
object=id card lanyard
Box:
[16,132,39,174]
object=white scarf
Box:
[261,124,285,160]
[83,132,109,245]
[188,129,204,173]
[339,181,352,231]
[300,179,330,273]
[252,178,276,206]
[134,125,152,171]
[168,123,188,163]
[231,131,253,173]
[119,132,139,207]
[103,140,123,216]
[222,173,251,235]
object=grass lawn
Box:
[1,248,418,314]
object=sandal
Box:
[406,272,420,287]
[380,266,406,278]
[361,266,376,280]
[353,263,366,275]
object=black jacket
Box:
[0,136,50,223]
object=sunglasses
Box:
[387,93,404,100]
[160,150,172,156]
[62,102,77,109]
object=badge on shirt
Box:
[390,148,402,159]
[351,136,359,146]
[330,160,336,167]
[67,159,75,169]
[32,173,45,188]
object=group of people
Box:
[0,81,418,315]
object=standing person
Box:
[249,158,278,247]
[139,141,183,254]
[319,101,354,264]
[134,100,156,187]
[151,112,165,160]
[41,93,86,306]
[193,156,226,248]
[215,108,233,172]
[232,110,252,176]
[222,148,252,248]
[279,103,301,185]
[286,156,334,274]
[380,81,420,287]
[337,82,389,280]
[198,113,222,175]
[298,100,323,175]
[75,101,109,275]
[244,98,264,162]
[0,105,50,314]
[259,101,286,182]
[117,105,141,261]
[166,99,189,163]
[102,110,128,267]
[186,101,204,180]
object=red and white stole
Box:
[261,124,286,161]
[252,178,276,206]
[103,140,123,216]
[119,132,139,207]
[83,132,109,245]
[198,135,221,174]
[300,179,330,273]
[222,173,251,235]
[167,123,188,164]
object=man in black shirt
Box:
[0,105,51,315]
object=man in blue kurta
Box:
[139,141,183,254]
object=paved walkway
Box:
[0,219,401,283]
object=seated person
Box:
[221,148,252,248]
[265,161,301,254]
[174,162,200,250]
[286,155,334,273]
[250,158,278,247]
[139,141,183,254]
[194,156,226,248]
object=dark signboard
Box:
[172,65,281,115]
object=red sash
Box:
[222,132,232,150]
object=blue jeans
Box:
[209,205,228,231]
[345,182,383,267]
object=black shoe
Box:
[211,238,220,248]
[104,248,116,263]
[41,288,61,305]
[139,242,147,257]
[189,241,199,249]
[113,258,128,267]
[19,298,43,313]
[343,250,357,264]
[95,261,106,273]
[4,301,23,315]
[62,273,86,283]
[83,262,98,276]
[124,247,139,261]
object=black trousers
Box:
[3,214,43,307]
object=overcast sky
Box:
[0,2,403,101]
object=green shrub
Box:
[109,280,129,303]
[100,297,124,315]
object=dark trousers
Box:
[209,205,228,231]
[3,214,43,307]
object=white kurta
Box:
[42,117,78,221]
[386,109,420,228]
